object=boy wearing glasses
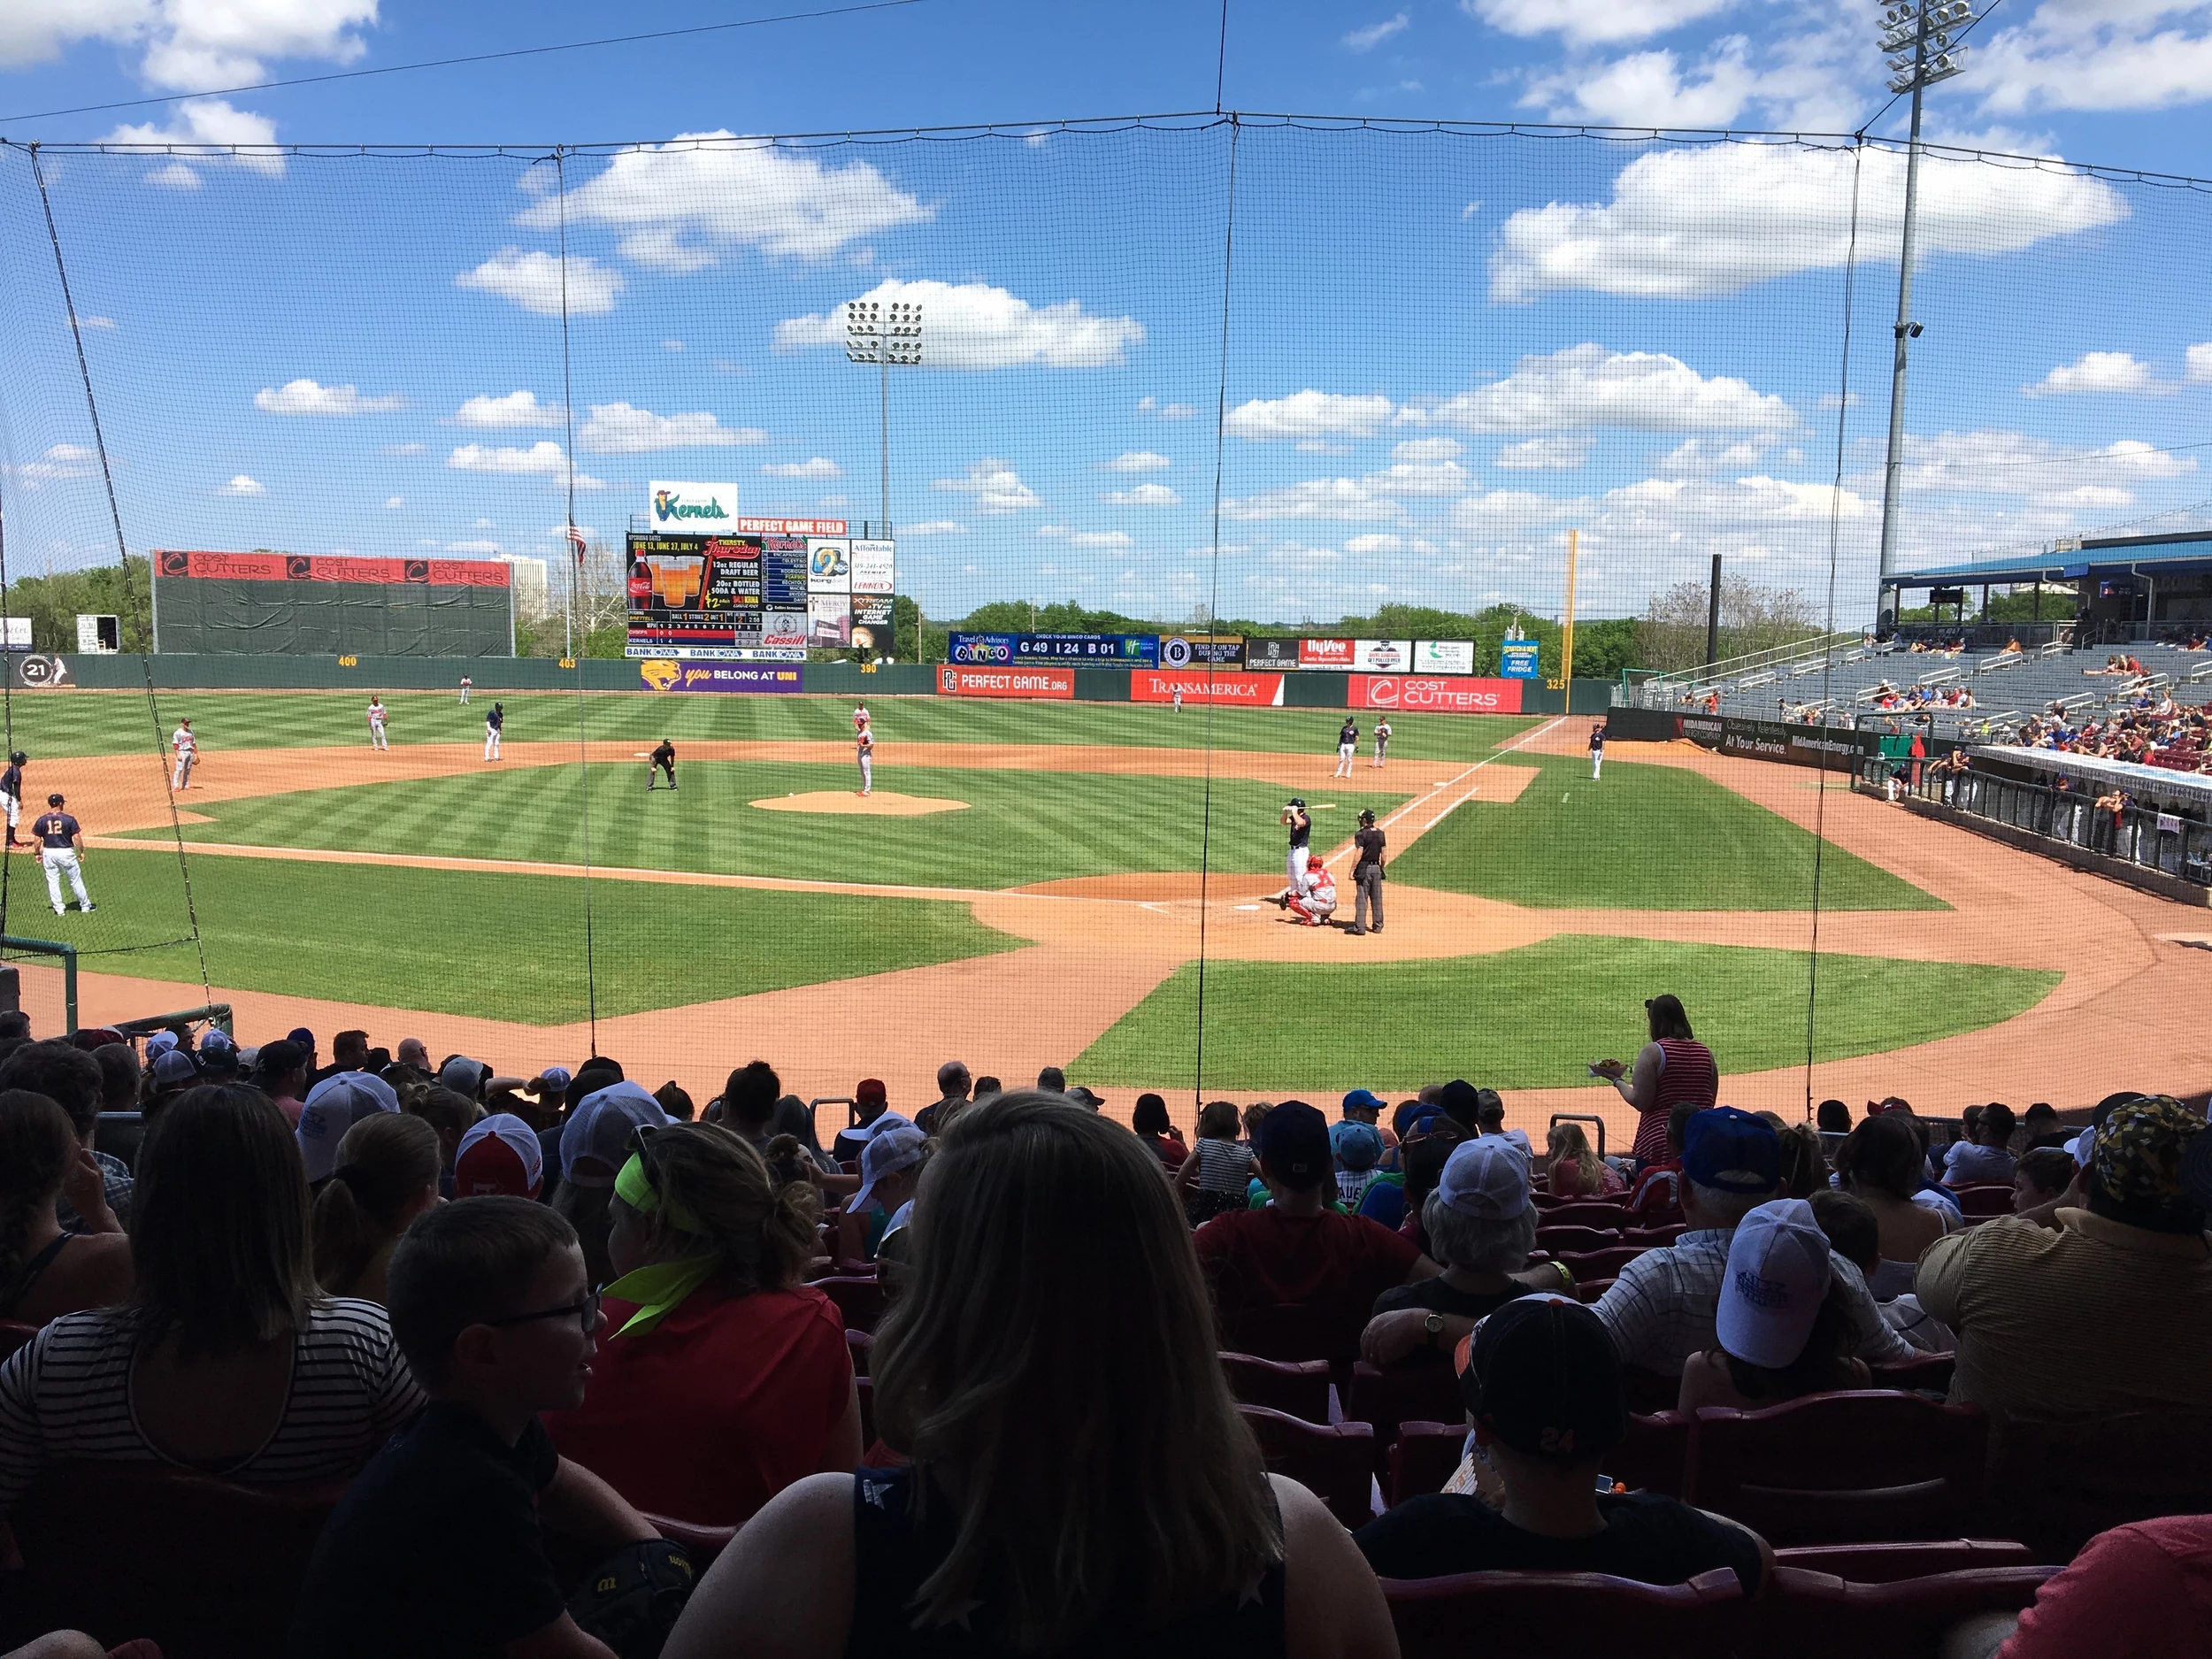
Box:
[290,1198,672,1658]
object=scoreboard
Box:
[627,518,887,659]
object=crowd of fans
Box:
[2016,691,2212,773]
[0,1013,2206,1658]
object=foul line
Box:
[1318,716,1568,870]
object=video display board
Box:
[626,518,847,659]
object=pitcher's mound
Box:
[749,791,969,817]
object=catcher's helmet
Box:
[1307,855,1325,869]
[1357,808,1376,827]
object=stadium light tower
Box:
[1874,0,1974,629]
[845,299,922,534]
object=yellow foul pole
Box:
[1560,527,1579,687]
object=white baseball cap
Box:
[852,1125,926,1212]
[1716,1198,1833,1370]
[296,1073,401,1182]
[1435,1136,1530,1222]
[456,1113,546,1200]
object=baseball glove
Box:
[567,1537,695,1659]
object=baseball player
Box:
[171,719,196,790]
[647,738,677,791]
[367,697,389,752]
[1,750,24,848]
[1334,717,1359,780]
[484,702,503,762]
[1285,855,1338,926]
[1277,797,1311,900]
[1371,718,1392,769]
[1172,685,1183,713]
[856,723,874,796]
[853,701,872,737]
[458,674,472,705]
[1589,721,1606,781]
[32,794,92,916]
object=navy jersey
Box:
[1,765,21,800]
[1340,721,1358,746]
[33,812,79,849]
[1590,727,1606,752]
[487,708,504,731]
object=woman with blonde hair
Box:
[1545,1121,1624,1197]
[666,1091,1397,1659]
[544,1120,855,1528]
[311,1112,442,1303]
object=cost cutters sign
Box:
[1349,675,1523,714]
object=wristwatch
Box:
[1424,1311,1446,1349]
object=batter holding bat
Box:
[1275,796,1311,902]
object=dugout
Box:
[151,551,513,657]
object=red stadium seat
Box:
[1555,1245,1648,1280]
[1691,1392,1988,1545]
[1218,1352,1333,1423]
[1386,1422,1466,1508]
[1773,1540,2033,1581]
[1757,1564,2057,1658]
[1868,1354,1955,1394]
[816,1275,887,1333]
[1533,1225,1622,1253]
[1625,1223,1687,1247]
[1384,1567,1746,1659]
[1986,1408,2212,1561]
[1539,1201,1633,1228]
[0,1321,37,1363]
[1346,1360,1463,1469]
[1950,1183,2015,1217]
[1237,1405,1377,1530]
[1571,1276,1614,1304]
[846,1327,873,1377]
[1605,1410,1691,1498]
[1217,1302,1357,1373]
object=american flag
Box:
[564,525,588,566]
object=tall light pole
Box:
[844,299,922,535]
[1874,0,1974,628]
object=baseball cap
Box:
[455,1113,546,1200]
[1256,1100,1332,1187]
[856,1078,887,1107]
[1435,1136,1531,1222]
[287,1026,317,1050]
[1715,1199,1834,1370]
[1330,1120,1384,1172]
[1462,1296,1626,1463]
[437,1056,489,1095]
[150,1049,198,1090]
[1681,1107,1783,1195]
[852,1125,926,1211]
[296,1072,402,1182]
[561,1080,670,1188]
[526,1065,573,1096]
[1341,1088,1385,1117]
[2091,1096,2211,1225]
[145,1030,179,1058]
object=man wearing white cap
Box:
[295,1071,402,1184]
[1677,1198,1871,1411]
[453,1113,546,1200]
[841,1125,926,1265]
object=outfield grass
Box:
[1073,935,2058,1093]
[10,849,1019,1023]
[1389,756,1944,912]
[123,764,1413,890]
[9,688,1533,762]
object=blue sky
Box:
[4,0,2212,627]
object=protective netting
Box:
[1,118,2206,1133]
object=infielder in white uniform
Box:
[1589,722,1606,780]
[1172,685,1183,712]
[458,675,472,705]
[170,719,196,790]
[367,697,389,751]
[1333,718,1358,780]
[856,726,874,796]
[32,794,92,915]
[1372,719,1392,769]
[484,702,504,761]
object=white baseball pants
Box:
[42,848,88,912]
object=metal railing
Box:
[1864,759,2212,885]
[1627,631,1864,703]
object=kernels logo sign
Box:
[649,481,738,527]
[639,658,683,692]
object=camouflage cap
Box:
[2091,1096,2211,1222]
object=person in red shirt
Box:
[544,1122,861,1526]
[1193,1100,1439,1363]
[1987,1515,2212,1657]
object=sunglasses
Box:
[480,1290,601,1333]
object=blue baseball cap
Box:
[1341,1088,1386,1117]
[1680,1107,1782,1195]
[1330,1120,1385,1171]
[1256,1100,1332,1186]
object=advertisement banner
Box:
[1130,670,1286,706]
[760,611,809,649]
[937,664,1075,700]
[1349,675,1524,715]
[9,653,71,689]
[1298,638,1355,670]
[648,481,741,531]
[1411,640,1474,675]
[623,644,804,661]
[849,593,895,658]
[156,550,511,587]
[1012,634,1158,665]
[1246,637,1301,671]
[806,537,851,595]
[1500,641,1540,680]
[807,593,851,646]
[626,533,764,654]
[948,631,1019,664]
[849,539,895,595]
[637,660,804,694]
[1351,639,1415,672]
[1159,634,1245,668]
[1690,715,1879,770]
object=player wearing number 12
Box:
[32,794,92,916]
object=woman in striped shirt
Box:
[0,1085,422,1518]
[1592,994,1719,1170]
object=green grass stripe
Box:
[1073,936,2057,1094]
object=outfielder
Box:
[1172,685,1183,713]
[1,750,24,848]
[1589,721,1606,780]
[1333,717,1359,780]
[1285,855,1338,926]
[1278,797,1311,896]
[171,719,196,790]
[458,675,472,705]
[484,702,503,762]
[1371,718,1392,769]
[367,697,389,751]
[648,738,677,791]
[32,794,92,916]
[856,724,874,796]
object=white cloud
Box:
[1344,12,1409,50]
[472,517,495,529]
[901,520,967,535]
[1656,436,1773,474]
[1038,526,1133,547]
[2033,484,2137,508]
[1527,39,1761,127]
[578,403,766,453]
[517,134,930,268]
[254,378,402,416]
[1425,345,1794,434]
[1366,457,1471,495]
[1463,0,1740,46]
[1393,437,1463,463]
[456,390,560,427]
[2188,343,2212,384]
[447,441,604,487]
[103,98,285,180]
[933,457,1041,513]
[1976,4,2212,114]
[216,473,266,496]
[383,495,403,509]
[662,339,684,352]
[1103,482,1182,506]
[1106,450,1172,472]
[1225,390,1395,442]
[776,278,1144,370]
[445,539,502,554]
[383,442,426,457]
[1221,477,1405,522]
[12,0,375,90]
[145,162,201,190]
[761,457,842,479]
[456,250,624,318]
[1882,429,2196,495]
[1492,142,2128,301]
[4,443,98,483]
[1139,396,1198,419]
[1495,436,1591,470]
[2024,351,2167,396]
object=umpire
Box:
[1348,807,1385,936]
[647,738,677,791]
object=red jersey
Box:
[1632,1037,1717,1164]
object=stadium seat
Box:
[856,1375,876,1449]
[1773,1540,2034,1581]
[1950,1183,2015,1217]
[846,1327,873,1378]
[1757,1564,2058,1658]
[1386,1421,1466,1508]
[1236,1405,1377,1530]
[1571,1275,1614,1304]
[1690,1392,1989,1545]
[1986,1407,2212,1561]
[1219,1352,1333,1423]
[10,1460,346,1658]
[1619,1364,1681,1416]
[1624,1223,1687,1247]
[1536,1201,1632,1228]
[1532,1225,1622,1253]
[1346,1360,1463,1469]
[1606,1411,1691,1498]
[1217,1302,1357,1373]
[1868,1354,1955,1394]
[0,1321,38,1363]
[1382,1567,1746,1659]
[1555,1244,1648,1280]
[816,1275,887,1333]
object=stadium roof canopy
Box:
[1890,530,2212,590]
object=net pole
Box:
[554,145,600,1052]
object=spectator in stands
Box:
[0,1042,129,1238]
[314,1028,370,1087]
[253,1039,309,1127]
[0,1085,421,1519]
[1194,1100,1439,1360]
[0,1090,131,1325]
[558,1079,671,1286]
[2022,1102,2070,1150]
[769,1095,839,1177]
[1810,1189,1955,1355]
[1131,1092,1188,1171]
[972,1074,1002,1101]
[1035,1064,1067,1093]
[916,1059,970,1137]
[1916,1095,2212,1417]
[1591,993,1718,1169]
[1754,1111,1827,1199]
[1331,1120,1385,1209]
[1546,1120,1624,1196]
[543,1122,856,1528]
[1465,1084,1529,1154]
[1678,1199,1870,1410]
[1832,1114,1954,1297]
[1970,1513,2212,1658]
[2013,1146,2077,1216]
[140,1049,198,1121]
[295,1071,401,1187]
[838,1125,926,1265]
[311,1112,442,1303]
[405,1085,475,1200]
[829,1078,911,1167]
[293,1198,666,1658]
[1353,1299,1771,1591]
[716,1059,780,1152]
[1816,1099,1852,1135]
[653,1081,695,1123]
[1173,1099,1255,1227]
[1398,1104,1474,1255]
[1626,1099,1701,1217]
[1593,1108,1912,1378]
[455,1113,547,1201]
[1944,1102,2019,1187]
[1240,1101,1272,1148]
[667,1091,1394,1657]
